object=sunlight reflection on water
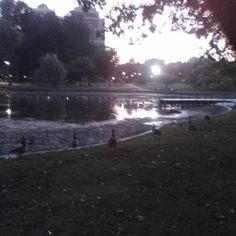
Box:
[114,104,159,120]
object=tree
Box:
[60,13,94,62]
[67,57,98,86]
[0,18,21,62]
[17,11,63,79]
[0,18,22,80]
[93,47,118,86]
[0,0,33,27]
[34,54,67,88]
[0,0,15,22]
[188,59,236,91]
[76,0,236,58]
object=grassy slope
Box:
[0,111,236,236]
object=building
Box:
[72,7,105,47]
[35,4,52,15]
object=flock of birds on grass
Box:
[9,115,211,155]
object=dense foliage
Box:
[159,59,236,91]
[34,54,67,88]
[0,0,117,87]
[114,59,236,91]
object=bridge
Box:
[158,93,236,109]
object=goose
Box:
[10,136,26,154]
[152,124,162,135]
[108,128,117,147]
[72,131,78,148]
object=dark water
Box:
[0,92,162,122]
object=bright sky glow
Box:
[110,32,210,64]
[19,0,78,16]
[19,0,211,64]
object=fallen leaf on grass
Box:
[137,215,145,221]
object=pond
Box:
[0,91,226,156]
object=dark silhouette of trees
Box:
[0,0,113,85]
[93,47,118,86]
[163,59,236,91]
[17,11,63,79]
[0,0,15,22]
[67,57,97,85]
[0,18,22,79]
[60,13,93,63]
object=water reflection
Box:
[0,93,160,123]
[115,104,158,120]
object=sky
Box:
[19,0,210,64]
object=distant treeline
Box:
[114,58,236,91]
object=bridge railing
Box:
[157,91,236,100]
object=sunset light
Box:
[151,65,162,76]
[20,0,211,64]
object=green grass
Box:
[0,111,236,235]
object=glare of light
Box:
[3,60,10,66]
[151,65,161,76]
[114,104,158,121]
[6,108,11,115]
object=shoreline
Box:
[0,105,231,159]
[1,83,236,97]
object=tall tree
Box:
[93,47,118,86]
[0,0,15,22]
[67,57,97,85]
[17,11,63,78]
[60,13,93,62]
[34,54,67,88]
[0,18,22,78]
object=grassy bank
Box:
[0,111,236,235]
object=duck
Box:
[10,136,26,154]
[108,128,117,147]
[72,131,78,148]
[188,116,192,125]
[152,124,162,135]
